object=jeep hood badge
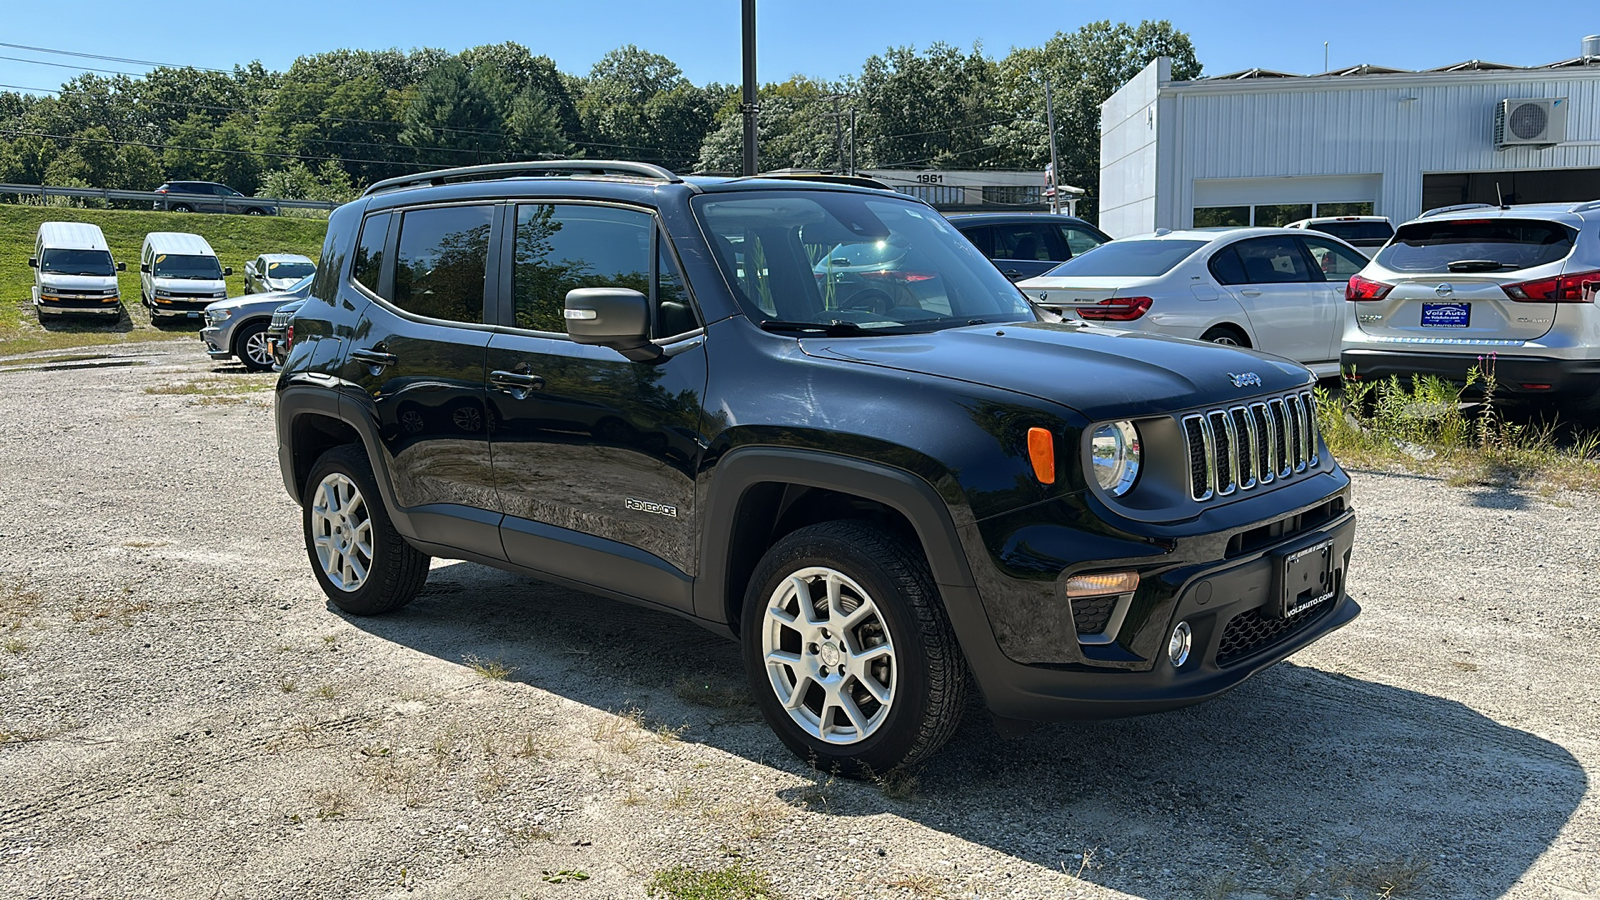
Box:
[1229,372,1262,388]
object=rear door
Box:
[1211,235,1331,363]
[991,221,1068,281]
[1298,235,1371,360]
[485,201,708,612]
[337,204,502,557]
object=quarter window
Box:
[512,204,653,333]
[993,223,1062,261]
[1058,225,1105,257]
[351,212,391,297]
[392,206,491,323]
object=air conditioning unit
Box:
[1495,98,1568,148]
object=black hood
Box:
[803,321,1313,421]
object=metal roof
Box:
[37,221,109,251]
[1203,56,1600,81]
[143,232,218,256]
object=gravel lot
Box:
[0,341,1596,900]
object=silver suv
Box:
[1341,201,1600,408]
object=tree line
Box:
[0,21,1200,218]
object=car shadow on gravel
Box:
[344,561,1586,899]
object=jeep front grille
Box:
[1182,391,1320,501]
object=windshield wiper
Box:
[758,319,867,336]
[1446,259,1515,272]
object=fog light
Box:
[1168,621,1192,667]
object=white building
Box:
[1098,38,1600,237]
[857,169,1081,214]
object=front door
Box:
[486,202,708,611]
[337,204,502,555]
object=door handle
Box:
[490,369,545,396]
[350,348,398,367]
[1239,289,1262,297]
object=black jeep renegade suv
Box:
[276,161,1357,773]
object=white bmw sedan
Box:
[1017,227,1370,378]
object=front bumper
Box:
[199,325,233,359]
[951,488,1358,723]
[37,300,121,317]
[1342,348,1600,398]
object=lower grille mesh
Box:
[1071,595,1118,635]
[1216,598,1333,666]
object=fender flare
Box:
[692,447,977,625]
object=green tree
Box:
[399,59,504,167]
[577,46,713,169]
[697,77,845,173]
[855,43,999,169]
[988,20,1202,217]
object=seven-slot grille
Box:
[1181,391,1320,501]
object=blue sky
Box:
[0,0,1594,95]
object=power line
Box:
[0,54,146,79]
[0,41,231,73]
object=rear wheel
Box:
[742,521,966,775]
[302,445,429,615]
[170,204,192,213]
[1201,325,1250,347]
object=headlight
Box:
[1090,421,1141,496]
[211,308,234,322]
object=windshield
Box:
[153,253,222,280]
[694,190,1034,332]
[40,248,115,276]
[1041,240,1206,278]
[1375,219,1576,273]
[267,261,315,280]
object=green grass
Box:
[0,204,326,356]
[647,865,780,900]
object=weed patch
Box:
[647,864,780,900]
[463,654,514,681]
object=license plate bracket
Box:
[1420,302,1470,328]
[1275,539,1336,619]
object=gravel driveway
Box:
[0,342,1595,899]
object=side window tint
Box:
[960,226,994,258]
[392,205,491,323]
[351,212,391,297]
[996,224,1055,261]
[513,204,652,333]
[1208,246,1247,285]
[657,238,697,338]
[1233,237,1312,284]
[1300,236,1368,280]
[1060,226,1104,257]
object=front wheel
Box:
[741,521,967,775]
[234,321,273,371]
[302,444,430,615]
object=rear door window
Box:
[1230,236,1313,284]
[1298,236,1368,281]
[391,205,492,323]
[993,223,1063,262]
[1375,219,1576,273]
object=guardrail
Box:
[0,183,341,213]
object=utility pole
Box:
[741,0,758,176]
[849,107,856,177]
[1044,76,1061,215]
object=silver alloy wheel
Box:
[242,330,273,367]
[1209,334,1240,346]
[761,566,896,745]
[310,473,374,592]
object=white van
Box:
[29,222,126,317]
[140,232,231,321]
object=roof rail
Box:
[1569,200,1600,214]
[1419,202,1496,218]
[362,160,681,197]
[746,172,894,191]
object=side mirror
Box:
[140,263,150,273]
[564,287,661,363]
[116,262,126,272]
[27,257,37,268]
[223,266,233,277]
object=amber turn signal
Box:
[1063,571,1141,598]
[1027,426,1055,485]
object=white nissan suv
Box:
[1341,202,1600,408]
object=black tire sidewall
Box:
[741,525,941,775]
[301,445,423,615]
[234,321,271,371]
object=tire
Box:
[171,204,192,213]
[1200,325,1249,348]
[302,444,430,615]
[233,320,273,371]
[245,207,265,216]
[741,521,966,775]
